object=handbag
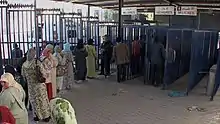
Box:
[35,59,46,83]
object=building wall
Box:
[155,11,220,30]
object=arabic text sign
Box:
[155,6,175,15]
[176,6,197,16]
[122,7,137,15]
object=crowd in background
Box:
[0,34,167,124]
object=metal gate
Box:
[0,1,102,74]
[0,2,36,67]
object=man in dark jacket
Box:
[150,36,166,87]
[11,43,23,59]
[99,35,113,76]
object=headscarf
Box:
[0,73,23,92]
[4,65,16,77]
[46,44,54,52]
[54,45,62,54]
[50,98,77,124]
[27,48,36,61]
[41,48,51,58]
[87,39,94,45]
[63,42,71,52]
[76,41,84,49]
[0,106,15,124]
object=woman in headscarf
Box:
[53,45,67,92]
[50,98,77,124]
[73,40,88,83]
[5,65,28,107]
[46,44,58,98]
[21,48,51,122]
[40,48,54,100]
[85,39,97,79]
[0,73,28,124]
[0,106,16,124]
[62,42,74,89]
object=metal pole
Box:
[197,12,201,29]
[87,5,91,40]
[34,0,39,57]
[118,0,123,38]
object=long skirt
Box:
[51,68,57,98]
[56,77,64,91]
[45,83,53,101]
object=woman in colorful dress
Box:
[62,42,74,89]
[22,48,51,122]
[41,48,54,100]
[85,39,97,79]
[53,45,67,92]
[46,44,58,98]
[0,73,28,124]
[50,98,77,124]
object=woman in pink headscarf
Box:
[41,48,57,100]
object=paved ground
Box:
[29,75,220,124]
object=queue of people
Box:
[0,40,92,123]
[0,35,153,123]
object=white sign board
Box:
[122,7,137,15]
[155,6,175,15]
[176,6,197,16]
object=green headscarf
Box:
[46,44,54,53]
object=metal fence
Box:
[0,0,150,82]
[0,1,102,66]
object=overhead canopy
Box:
[62,0,220,11]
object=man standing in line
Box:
[150,36,166,87]
[99,35,113,77]
[131,36,142,76]
[113,37,129,82]
[11,43,23,59]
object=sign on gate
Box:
[176,6,197,16]
[122,7,137,15]
[155,6,175,15]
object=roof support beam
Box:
[96,0,161,6]
[71,0,114,4]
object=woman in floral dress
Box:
[41,48,57,101]
[46,44,58,98]
[21,48,50,122]
[62,43,74,89]
[53,45,67,92]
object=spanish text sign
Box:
[176,6,197,16]
[122,7,137,15]
[155,6,175,15]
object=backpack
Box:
[132,40,141,56]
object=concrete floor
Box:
[29,75,220,124]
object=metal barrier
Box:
[0,1,101,67]
[116,25,149,82]
[0,2,36,67]
[0,1,151,83]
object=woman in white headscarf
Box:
[53,45,67,92]
[50,98,77,124]
[0,73,28,124]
